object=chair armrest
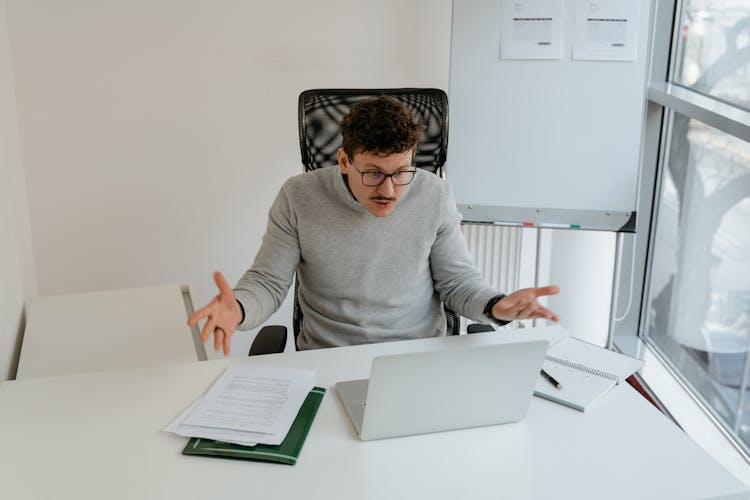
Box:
[248,325,288,356]
[467,323,495,334]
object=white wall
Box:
[5,0,451,358]
[537,228,616,346]
[0,0,36,380]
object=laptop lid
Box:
[335,339,549,440]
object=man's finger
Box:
[223,330,232,356]
[214,328,224,352]
[520,302,538,318]
[187,306,209,327]
[214,271,234,297]
[189,295,220,326]
[532,306,559,322]
[200,317,216,343]
[532,285,560,297]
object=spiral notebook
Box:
[533,337,643,412]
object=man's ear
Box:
[337,148,348,174]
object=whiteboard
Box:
[447,0,652,231]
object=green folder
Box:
[181,386,325,465]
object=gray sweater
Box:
[235,166,498,349]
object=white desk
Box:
[17,284,206,379]
[0,328,747,500]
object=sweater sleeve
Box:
[234,183,300,330]
[428,184,499,323]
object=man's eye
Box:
[365,172,383,179]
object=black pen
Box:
[541,369,563,390]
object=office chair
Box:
[248,88,466,356]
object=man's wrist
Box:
[235,299,246,325]
[484,294,511,326]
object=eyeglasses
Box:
[349,161,417,187]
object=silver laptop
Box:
[335,340,549,440]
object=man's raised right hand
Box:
[187,271,243,356]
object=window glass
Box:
[645,111,750,448]
[674,0,750,110]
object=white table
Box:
[0,328,747,500]
[16,284,206,379]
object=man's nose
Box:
[376,177,396,196]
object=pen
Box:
[540,369,563,390]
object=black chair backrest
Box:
[298,88,449,175]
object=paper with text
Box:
[164,397,260,446]
[573,0,640,61]
[183,365,315,436]
[501,0,564,60]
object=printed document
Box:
[573,0,640,61]
[500,0,563,60]
[165,365,315,446]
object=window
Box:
[642,0,750,455]
[674,0,750,110]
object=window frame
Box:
[619,0,750,461]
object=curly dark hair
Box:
[340,96,425,158]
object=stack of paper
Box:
[164,365,315,446]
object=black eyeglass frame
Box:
[347,157,418,187]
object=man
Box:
[189,97,559,355]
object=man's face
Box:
[337,148,415,217]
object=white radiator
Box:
[461,223,523,296]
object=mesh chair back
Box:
[298,88,449,175]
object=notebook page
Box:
[534,357,618,411]
[547,337,644,383]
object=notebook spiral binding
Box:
[546,355,619,383]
